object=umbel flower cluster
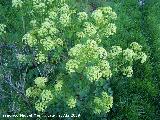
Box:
[66,40,112,82]
[108,42,147,77]
[12,0,23,8]
[92,92,113,114]
[26,77,53,112]
[26,76,79,112]
[12,0,147,115]
[17,0,117,64]
[0,24,6,36]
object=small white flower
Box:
[78,12,88,21]
[12,0,23,8]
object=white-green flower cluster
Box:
[66,96,77,108]
[41,37,55,51]
[98,60,112,78]
[73,7,116,39]
[32,0,55,13]
[92,9,103,23]
[46,0,55,4]
[83,22,97,37]
[26,87,34,97]
[100,6,117,20]
[68,44,84,57]
[59,13,70,27]
[32,0,46,13]
[41,90,53,102]
[40,37,63,52]
[35,90,53,112]
[66,59,80,73]
[56,38,63,46]
[59,4,72,27]
[35,52,47,63]
[101,6,113,14]
[107,42,147,77]
[25,16,64,63]
[26,77,53,112]
[86,66,102,82]
[129,42,147,63]
[86,39,98,49]
[97,47,108,59]
[35,100,48,112]
[23,17,64,64]
[122,66,133,77]
[140,52,147,63]
[69,40,107,61]
[34,77,48,88]
[86,61,112,82]
[91,7,117,25]
[37,3,45,9]
[38,18,59,37]
[78,12,88,21]
[103,23,117,37]
[0,24,6,35]
[26,87,42,97]
[66,40,111,81]
[54,80,63,92]
[130,42,142,52]
[22,33,37,47]
[90,7,117,38]
[30,20,37,27]
[12,0,23,8]
[75,7,117,43]
[76,32,86,39]
[59,3,70,13]
[123,48,135,62]
[109,46,122,58]
[49,11,58,20]
[92,92,113,114]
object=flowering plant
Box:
[10,0,147,116]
